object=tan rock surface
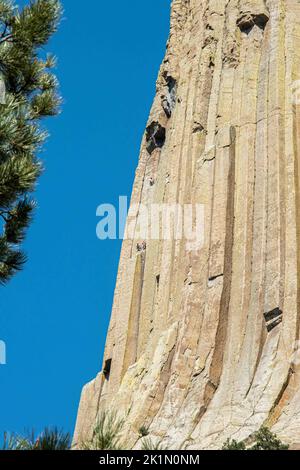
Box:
[73,0,300,449]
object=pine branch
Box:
[11,0,62,49]
[0,0,61,284]
[0,235,27,284]
[0,155,41,208]
[4,198,35,243]
[0,33,12,44]
[30,89,61,118]
[0,1,14,22]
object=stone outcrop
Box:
[74,0,300,449]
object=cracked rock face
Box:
[74,0,300,450]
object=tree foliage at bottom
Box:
[2,428,70,450]
[222,427,289,451]
[80,411,125,451]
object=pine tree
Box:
[3,428,70,450]
[222,427,289,451]
[251,427,289,451]
[0,0,61,284]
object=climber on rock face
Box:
[136,241,147,252]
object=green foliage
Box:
[4,198,35,243]
[2,431,18,450]
[141,437,165,451]
[0,0,61,284]
[222,438,246,450]
[11,0,61,49]
[138,426,149,438]
[222,427,289,451]
[81,411,125,450]
[2,428,70,450]
[251,427,289,451]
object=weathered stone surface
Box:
[73,0,300,449]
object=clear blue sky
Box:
[0,0,171,438]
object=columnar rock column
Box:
[74,0,300,449]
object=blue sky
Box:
[0,0,171,437]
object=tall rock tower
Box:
[74,0,300,449]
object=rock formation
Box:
[74,0,300,449]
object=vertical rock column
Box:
[74,0,300,450]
